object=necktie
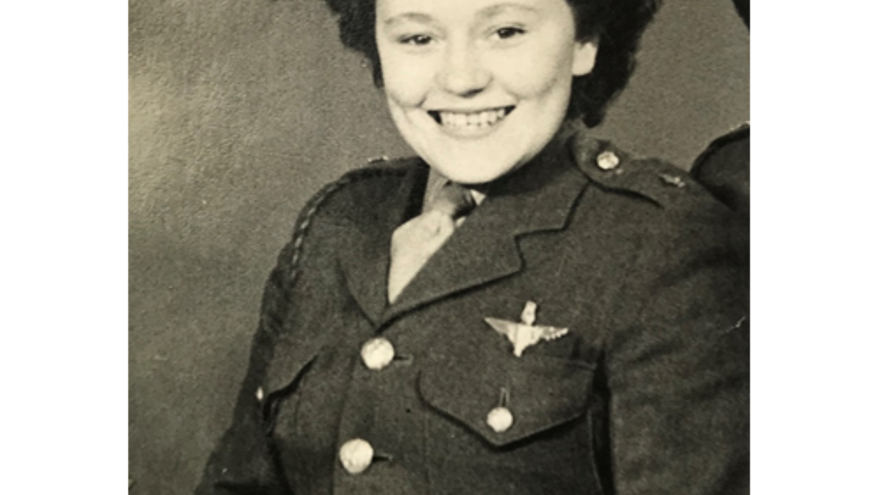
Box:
[387,181,476,303]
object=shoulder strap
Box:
[568,131,700,209]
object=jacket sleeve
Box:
[689,126,750,214]
[194,242,296,495]
[604,212,749,495]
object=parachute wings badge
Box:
[484,301,569,357]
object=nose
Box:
[436,38,490,97]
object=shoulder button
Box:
[596,150,620,171]
[367,155,390,165]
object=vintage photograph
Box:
[129,0,749,493]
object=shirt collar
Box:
[421,169,486,215]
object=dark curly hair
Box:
[323,0,661,127]
[733,0,755,31]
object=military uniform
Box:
[196,123,749,495]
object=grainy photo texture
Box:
[129,0,749,493]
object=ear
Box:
[571,38,599,76]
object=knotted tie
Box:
[387,181,476,303]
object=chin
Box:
[441,168,516,186]
[422,147,525,186]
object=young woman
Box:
[197,0,749,493]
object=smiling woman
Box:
[376,0,597,183]
[195,0,749,494]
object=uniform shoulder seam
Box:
[283,157,416,283]
[691,124,750,177]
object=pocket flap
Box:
[418,355,595,446]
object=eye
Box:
[493,27,526,40]
[399,34,433,46]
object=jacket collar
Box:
[375,129,589,327]
[338,161,428,325]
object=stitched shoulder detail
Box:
[284,157,416,283]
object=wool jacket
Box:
[196,124,749,495]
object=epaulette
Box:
[691,123,750,176]
[569,132,701,209]
[284,155,414,282]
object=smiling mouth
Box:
[427,106,515,129]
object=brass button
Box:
[596,150,620,171]
[339,438,374,475]
[486,406,514,433]
[360,337,395,370]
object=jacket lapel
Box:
[381,137,588,325]
[340,162,428,325]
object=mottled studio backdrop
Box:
[129,0,748,493]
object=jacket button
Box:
[486,406,514,433]
[360,337,395,370]
[339,438,374,475]
[596,150,620,171]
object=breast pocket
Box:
[417,353,602,494]
[418,354,596,446]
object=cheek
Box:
[492,42,574,97]
[379,51,434,107]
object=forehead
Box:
[376,0,568,21]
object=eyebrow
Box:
[382,2,539,27]
[383,12,438,28]
[477,2,539,19]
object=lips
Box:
[428,106,515,129]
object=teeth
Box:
[436,108,510,129]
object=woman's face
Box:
[375,0,598,185]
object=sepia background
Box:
[129,0,748,493]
